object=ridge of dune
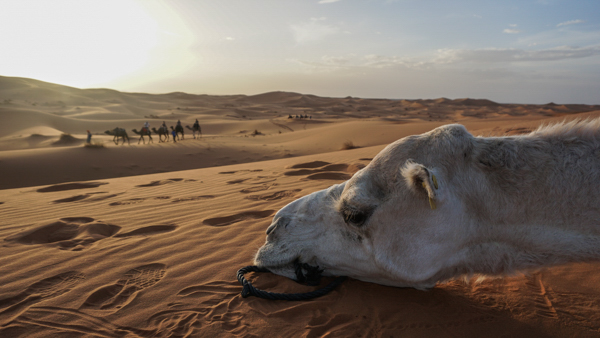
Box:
[1,74,599,188]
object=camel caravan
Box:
[254,119,600,289]
[103,119,202,145]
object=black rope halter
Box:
[237,260,347,301]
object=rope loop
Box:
[237,264,347,301]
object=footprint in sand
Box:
[109,196,171,206]
[0,307,150,337]
[114,225,177,237]
[240,184,278,194]
[218,169,263,175]
[245,189,302,201]
[4,217,120,251]
[202,210,274,227]
[80,263,167,313]
[37,182,108,193]
[247,176,278,184]
[306,172,352,180]
[135,178,188,188]
[284,163,349,176]
[283,161,362,180]
[52,193,101,203]
[283,169,316,176]
[0,271,86,325]
[51,192,122,204]
[146,281,244,336]
[177,281,240,299]
[109,198,146,206]
[286,160,331,169]
[227,178,251,184]
[171,195,215,203]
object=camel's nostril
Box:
[266,216,290,235]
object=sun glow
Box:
[0,0,193,89]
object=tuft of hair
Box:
[531,118,600,141]
[401,160,425,193]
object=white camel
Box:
[254,119,600,289]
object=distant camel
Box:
[151,127,169,142]
[175,125,184,139]
[186,125,202,139]
[131,128,153,144]
[104,128,130,145]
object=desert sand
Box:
[2,75,600,337]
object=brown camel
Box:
[104,128,130,145]
[185,125,202,139]
[151,127,169,142]
[131,128,153,144]
[174,124,184,140]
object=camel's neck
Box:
[463,134,600,232]
[438,228,600,280]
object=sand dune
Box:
[2,76,600,336]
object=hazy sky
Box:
[2,0,599,104]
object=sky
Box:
[1,0,600,104]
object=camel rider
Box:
[177,120,182,128]
[142,121,150,134]
[162,121,167,131]
[193,119,200,129]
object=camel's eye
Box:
[339,200,373,227]
[341,205,370,227]
[344,211,367,226]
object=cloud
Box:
[318,0,342,3]
[290,53,434,72]
[291,45,600,73]
[288,55,353,71]
[290,18,340,44]
[503,28,521,34]
[434,46,600,64]
[557,19,585,27]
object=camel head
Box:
[254,125,475,289]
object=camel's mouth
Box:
[254,246,315,282]
[257,260,299,281]
[258,258,325,285]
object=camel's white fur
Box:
[254,119,600,289]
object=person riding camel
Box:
[162,121,167,131]
[193,119,200,129]
[177,120,182,128]
[142,121,150,134]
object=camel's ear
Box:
[401,160,439,210]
